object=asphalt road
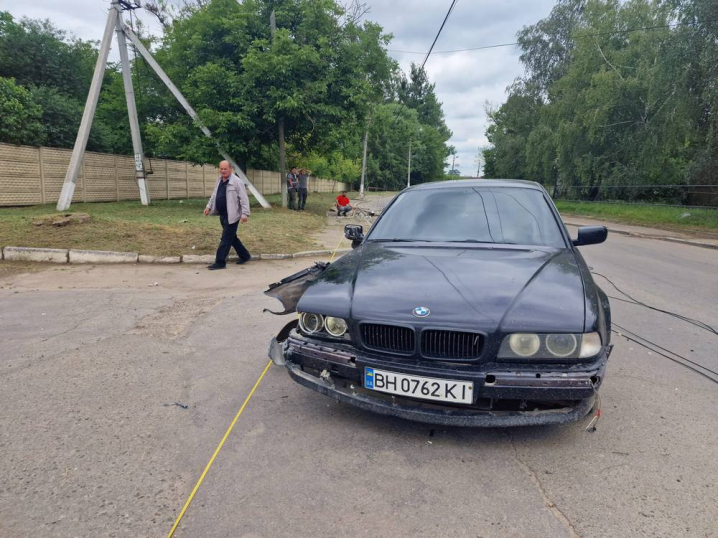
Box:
[0,229,716,538]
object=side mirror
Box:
[344,224,364,248]
[573,226,607,247]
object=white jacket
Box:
[206,174,251,224]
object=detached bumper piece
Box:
[280,334,603,427]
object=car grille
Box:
[421,330,483,360]
[360,323,414,355]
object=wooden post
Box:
[38,146,46,205]
[185,161,189,198]
[165,159,169,200]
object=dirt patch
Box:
[0,261,44,281]
[32,213,91,227]
[128,297,222,339]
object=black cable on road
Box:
[593,271,717,336]
[612,323,718,385]
[421,0,459,69]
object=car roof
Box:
[406,179,545,191]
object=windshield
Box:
[367,187,566,248]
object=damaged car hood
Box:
[295,243,587,333]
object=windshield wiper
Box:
[453,239,497,244]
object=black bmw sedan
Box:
[266,180,612,427]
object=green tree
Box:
[484,0,718,204]
[0,77,44,145]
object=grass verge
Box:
[555,201,718,233]
[0,193,344,256]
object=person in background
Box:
[286,167,299,210]
[203,160,251,270]
[336,191,352,217]
[297,168,311,210]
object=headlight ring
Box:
[325,316,348,337]
[545,333,578,357]
[508,333,541,357]
[299,312,324,334]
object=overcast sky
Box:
[3,0,556,176]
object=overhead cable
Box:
[390,19,715,55]
[421,0,459,69]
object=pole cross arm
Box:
[121,25,271,209]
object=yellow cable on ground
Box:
[167,359,273,538]
[329,236,344,263]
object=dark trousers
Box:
[298,188,308,209]
[288,188,297,210]
[215,214,251,266]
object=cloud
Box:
[369,0,556,174]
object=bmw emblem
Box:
[413,306,430,318]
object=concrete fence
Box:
[0,142,348,207]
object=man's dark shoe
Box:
[207,263,226,270]
[236,257,251,265]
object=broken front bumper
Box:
[270,332,608,427]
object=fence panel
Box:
[0,142,348,207]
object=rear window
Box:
[368,187,566,248]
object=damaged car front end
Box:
[266,180,612,427]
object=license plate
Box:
[364,368,473,404]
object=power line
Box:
[390,19,712,56]
[421,0,459,69]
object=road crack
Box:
[507,433,580,538]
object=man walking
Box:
[286,167,299,210]
[297,168,311,210]
[204,160,251,270]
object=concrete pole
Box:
[359,127,369,198]
[57,6,118,210]
[122,25,271,209]
[270,10,288,208]
[407,139,412,189]
[115,6,150,205]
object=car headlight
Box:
[499,332,602,359]
[325,316,348,337]
[509,333,541,356]
[579,332,602,358]
[299,312,324,334]
[545,334,578,357]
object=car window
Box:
[368,186,565,248]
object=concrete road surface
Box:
[0,229,716,538]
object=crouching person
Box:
[204,160,251,270]
[336,191,352,217]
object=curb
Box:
[563,222,718,250]
[1,246,353,265]
[3,246,68,263]
[69,249,138,264]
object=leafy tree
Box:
[484,0,718,205]
[0,77,44,145]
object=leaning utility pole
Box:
[270,10,288,208]
[115,5,149,206]
[57,3,121,210]
[57,1,270,211]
